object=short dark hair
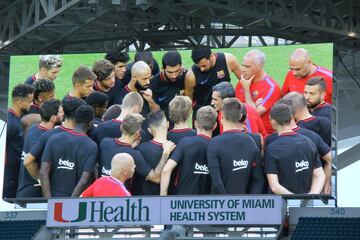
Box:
[105,51,130,64]
[102,104,122,121]
[212,82,235,99]
[147,110,166,128]
[162,51,182,68]
[33,79,55,100]
[283,92,307,112]
[121,113,144,135]
[92,60,115,81]
[85,91,108,109]
[135,51,154,65]
[74,105,95,125]
[270,103,292,126]
[196,106,217,131]
[72,65,97,86]
[306,77,327,92]
[62,97,86,120]
[191,46,212,63]
[12,83,34,100]
[40,99,61,122]
[222,98,243,123]
[276,98,295,116]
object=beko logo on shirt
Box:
[193,163,209,174]
[58,158,75,170]
[295,160,309,172]
[102,166,111,176]
[233,159,248,171]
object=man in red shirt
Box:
[282,48,332,104]
[236,49,281,134]
[212,81,267,138]
[81,153,135,197]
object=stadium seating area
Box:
[0,220,45,240]
[291,217,360,240]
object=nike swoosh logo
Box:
[200,79,209,85]
[158,96,167,102]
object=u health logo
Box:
[54,202,87,223]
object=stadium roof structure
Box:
[0,0,359,54]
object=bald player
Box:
[81,153,135,197]
[114,61,160,117]
[282,48,332,104]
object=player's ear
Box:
[320,91,326,100]
[147,127,153,136]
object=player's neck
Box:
[9,105,22,117]
[196,129,212,138]
[112,175,125,184]
[127,81,137,92]
[252,71,266,83]
[62,120,75,129]
[117,110,130,121]
[69,89,81,98]
[289,119,298,129]
[276,125,294,135]
[152,130,168,143]
[118,135,135,145]
[236,123,246,131]
[73,125,87,134]
[308,64,317,76]
[222,122,240,132]
[40,121,54,130]
[35,72,42,80]
[297,109,313,121]
[173,122,189,129]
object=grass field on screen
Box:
[9,43,333,102]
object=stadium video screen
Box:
[2,43,333,202]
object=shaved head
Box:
[282,92,307,113]
[111,153,135,180]
[131,61,152,91]
[131,61,151,77]
[289,48,313,78]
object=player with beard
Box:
[114,61,160,117]
[105,51,130,85]
[4,84,34,198]
[150,51,188,118]
[304,77,331,120]
[282,48,332,104]
[63,65,97,101]
[121,51,161,86]
[92,59,122,107]
[17,99,63,198]
[25,55,62,85]
[185,46,242,118]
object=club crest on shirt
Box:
[217,70,225,79]
[252,90,259,98]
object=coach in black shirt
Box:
[207,98,264,194]
[265,103,325,194]
[4,84,34,198]
[40,105,97,197]
[161,106,217,195]
[17,99,63,198]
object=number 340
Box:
[330,208,345,216]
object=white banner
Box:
[47,195,285,227]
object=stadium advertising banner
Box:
[47,195,285,227]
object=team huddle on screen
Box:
[4,46,333,199]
